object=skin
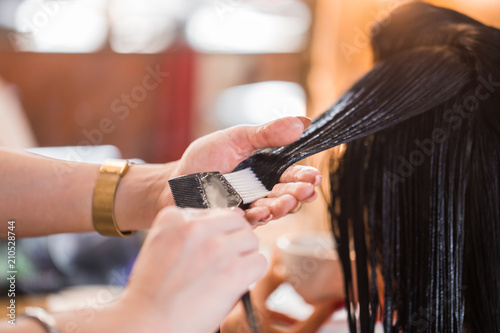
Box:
[0,116,322,332]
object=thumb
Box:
[229,117,311,157]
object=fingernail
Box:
[262,214,273,223]
[314,175,322,186]
[305,191,318,202]
[296,116,312,130]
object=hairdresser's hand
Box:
[119,207,267,333]
[221,252,343,333]
[168,116,321,225]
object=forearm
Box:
[51,302,144,333]
[0,148,175,238]
[0,303,145,333]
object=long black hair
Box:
[231,3,498,331]
[327,2,500,332]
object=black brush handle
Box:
[242,292,259,333]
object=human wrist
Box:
[114,163,171,231]
[157,161,179,209]
[104,300,154,333]
[50,302,139,333]
[113,292,164,333]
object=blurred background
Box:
[0,0,499,329]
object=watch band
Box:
[92,159,136,237]
[22,307,59,333]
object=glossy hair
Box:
[234,4,498,331]
[326,2,500,332]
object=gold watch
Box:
[92,159,136,237]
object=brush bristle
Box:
[223,168,270,204]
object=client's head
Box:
[327,3,500,332]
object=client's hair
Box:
[326,3,500,332]
[232,3,498,331]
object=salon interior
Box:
[0,1,499,332]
